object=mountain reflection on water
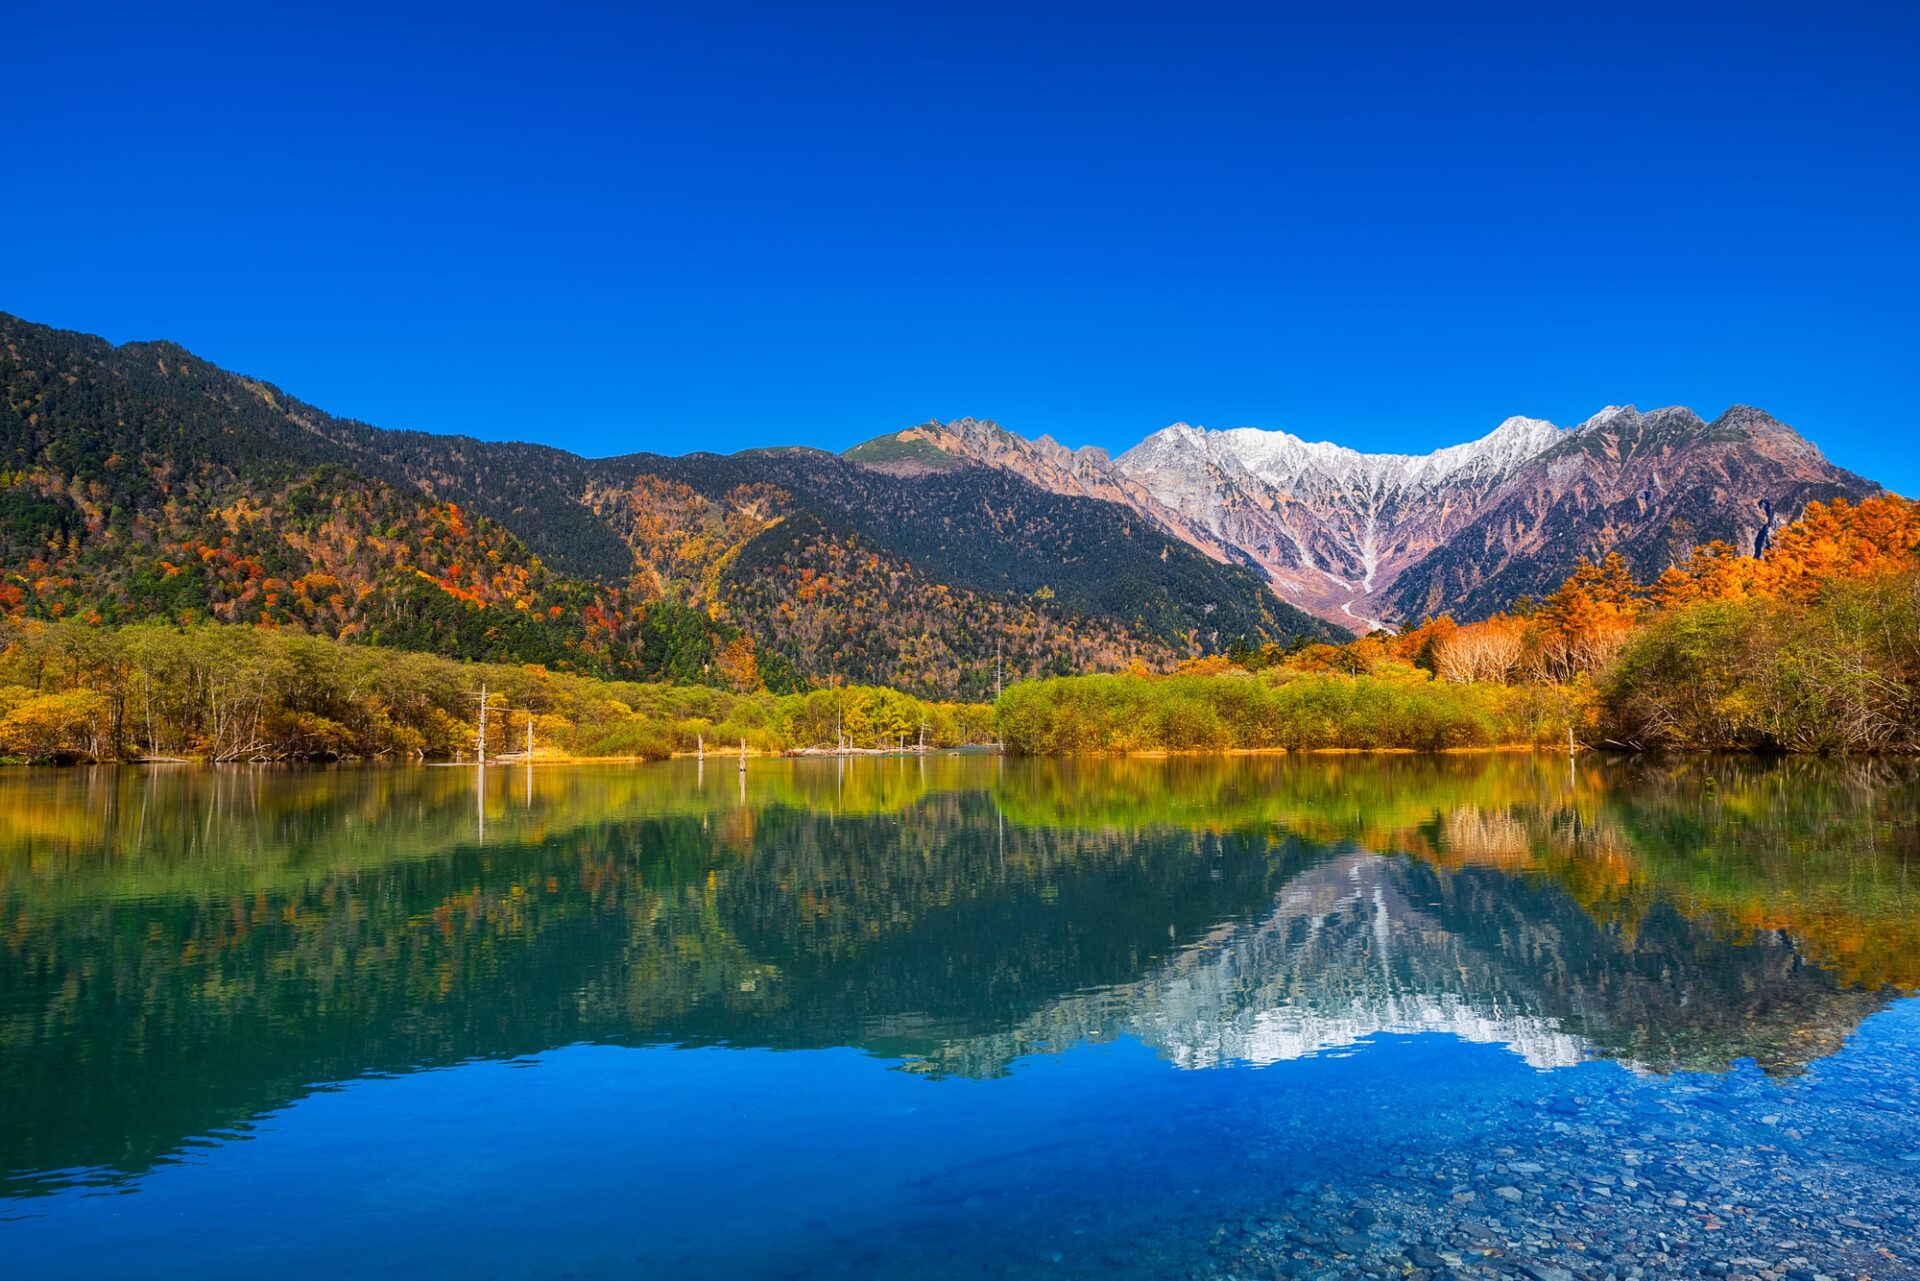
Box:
[0,753,1915,1199]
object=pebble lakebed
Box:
[1130,1017,1919,1280]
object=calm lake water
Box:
[2,754,1917,1279]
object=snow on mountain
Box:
[1106,416,1570,621]
[1136,415,1566,496]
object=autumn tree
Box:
[1434,615,1525,684]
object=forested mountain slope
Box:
[0,316,642,670]
[592,446,1325,651]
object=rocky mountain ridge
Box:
[850,407,1879,628]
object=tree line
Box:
[0,619,994,763]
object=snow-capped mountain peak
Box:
[1120,415,1565,495]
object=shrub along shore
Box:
[995,668,1590,754]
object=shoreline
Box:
[13,742,1890,768]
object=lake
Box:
[2,754,1917,1279]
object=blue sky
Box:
[7,1,1916,491]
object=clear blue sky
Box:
[7,1,1916,491]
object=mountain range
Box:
[0,310,1882,694]
[847,406,1879,628]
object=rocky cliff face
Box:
[850,407,1878,630]
[1112,415,1570,628]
